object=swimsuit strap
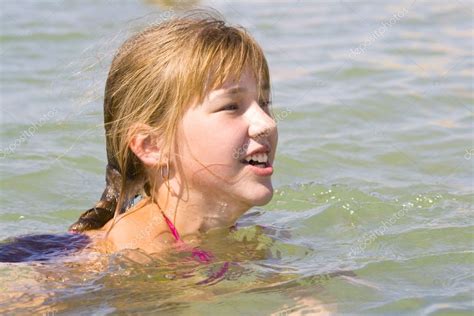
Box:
[161,211,182,242]
[159,209,231,285]
[160,211,214,264]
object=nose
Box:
[245,103,277,140]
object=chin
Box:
[247,184,274,206]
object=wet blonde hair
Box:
[69,11,271,232]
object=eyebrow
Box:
[222,87,247,96]
[208,86,247,103]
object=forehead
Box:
[207,68,258,102]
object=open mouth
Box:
[240,159,269,168]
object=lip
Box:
[241,161,273,176]
[242,145,271,160]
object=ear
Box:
[129,124,163,167]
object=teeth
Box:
[244,153,268,164]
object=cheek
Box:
[179,122,245,188]
[183,117,246,164]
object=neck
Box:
[153,181,250,238]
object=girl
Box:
[1,13,333,314]
[70,11,278,255]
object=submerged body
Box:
[0,224,335,315]
[0,233,91,263]
[0,197,253,263]
[0,199,168,263]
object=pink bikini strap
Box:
[161,212,182,242]
[160,211,214,263]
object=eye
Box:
[220,103,239,111]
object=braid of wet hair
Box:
[68,163,148,232]
[69,164,121,232]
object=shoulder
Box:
[102,200,170,253]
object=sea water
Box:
[0,0,472,314]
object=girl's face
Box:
[176,67,278,211]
